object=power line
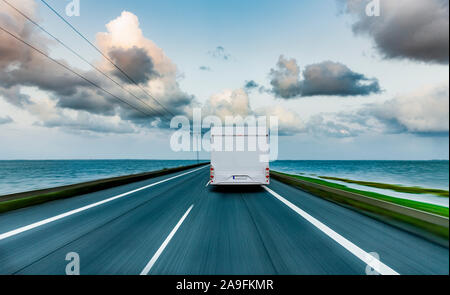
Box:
[1,0,169,120]
[0,24,157,119]
[40,0,176,118]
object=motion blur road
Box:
[0,166,448,275]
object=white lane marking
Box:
[0,166,208,242]
[262,186,399,275]
[140,205,194,275]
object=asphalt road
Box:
[0,166,448,275]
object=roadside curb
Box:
[271,171,449,247]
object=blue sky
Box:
[0,0,448,160]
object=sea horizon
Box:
[1,160,448,199]
[0,159,448,161]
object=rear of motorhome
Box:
[210,126,270,185]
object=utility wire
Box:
[0,24,157,118]
[40,0,176,118]
[1,0,169,119]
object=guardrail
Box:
[0,162,209,214]
[271,171,449,247]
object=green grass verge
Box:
[0,191,78,214]
[319,176,449,197]
[0,163,209,214]
[275,172,449,218]
[271,171,449,240]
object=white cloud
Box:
[314,81,449,136]
[203,88,251,119]
[203,88,305,136]
[363,81,449,134]
[0,7,196,133]
[255,105,305,136]
[95,11,196,118]
[97,11,178,79]
[269,55,302,98]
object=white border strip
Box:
[140,204,194,275]
[0,166,208,241]
[263,186,399,275]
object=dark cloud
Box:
[244,80,259,91]
[301,61,380,96]
[0,8,93,97]
[0,86,31,107]
[0,6,198,134]
[208,46,232,61]
[341,0,449,64]
[268,56,380,98]
[0,40,93,97]
[108,46,159,84]
[56,89,117,116]
[0,63,91,97]
[269,56,302,98]
[0,115,13,125]
[243,80,268,94]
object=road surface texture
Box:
[0,166,448,275]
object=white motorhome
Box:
[210,126,270,185]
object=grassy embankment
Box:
[272,171,449,241]
[319,176,449,197]
[0,163,208,214]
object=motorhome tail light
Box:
[265,167,270,179]
[210,166,215,180]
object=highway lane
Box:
[0,166,448,274]
[0,166,210,274]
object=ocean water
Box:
[271,160,449,190]
[0,160,202,196]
